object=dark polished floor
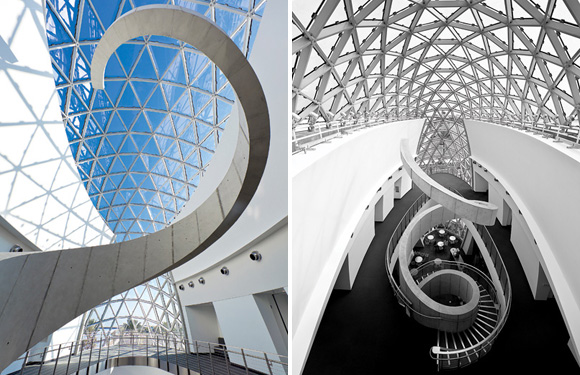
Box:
[303,174,578,374]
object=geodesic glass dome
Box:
[292,0,580,182]
[44,0,267,338]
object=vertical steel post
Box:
[65,343,73,374]
[184,339,190,374]
[76,342,84,374]
[52,344,62,375]
[208,343,215,375]
[174,337,179,371]
[37,347,48,375]
[241,348,249,375]
[105,337,111,370]
[19,350,30,375]
[194,341,202,375]
[86,339,94,375]
[263,353,274,375]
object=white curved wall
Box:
[171,0,288,277]
[166,0,288,368]
[465,120,580,362]
[292,119,423,374]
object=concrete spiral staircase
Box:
[433,283,500,369]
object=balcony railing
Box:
[11,333,288,375]
[292,116,412,154]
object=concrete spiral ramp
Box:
[0,5,270,369]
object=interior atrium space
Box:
[292,0,580,374]
[0,0,287,374]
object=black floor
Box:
[304,174,579,374]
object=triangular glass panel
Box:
[163,54,188,84]
[150,45,179,77]
[46,5,73,46]
[145,86,167,111]
[116,44,143,74]
[79,2,104,41]
[132,48,158,80]
[172,94,193,117]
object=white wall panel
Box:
[292,118,423,374]
[466,120,580,362]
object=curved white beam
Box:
[400,139,497,225]
[0,5,270,369]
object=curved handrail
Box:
[414,260,499,307]
[383,187,511,369]
[400,139,498,225]
[429,225,512,368]
[384,193,446,321]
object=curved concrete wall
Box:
[292,118,424,374]
[396,204,479,332]
[465,119,580,361]
[418,270,480,332]
[400,139,498,225]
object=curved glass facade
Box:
[44,0,266,339]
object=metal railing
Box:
[415,260,498,307]
[429,224,512,370]
[11,333,288,375]
[383,190,512,370]
[384,193,436,319]
[292,115,580,156]
[482,116,580,148]
[292,117,410,154]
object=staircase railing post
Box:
[95,336,102,373]
[224,346,232,375]
[174,337,179,372]
[105,337,111,370]
[65,342,73,374]
[76,341,84,374]
[37,346,48,375]
[156,337,161,368]
[184,339,190,374]
[241,348,249,375]
[165,334,170,372]
[52,343,62,375]
[194,341,201,375]
[263,353,274,375]
[86,338,94,375]
[19,349,29,375]
[208,342,216,375]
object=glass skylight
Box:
[293,0,580,179]
[47,0,266,242]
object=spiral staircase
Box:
[433,283,500,369]
[385,193,511,371]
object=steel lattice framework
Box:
[292,0,580,181]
